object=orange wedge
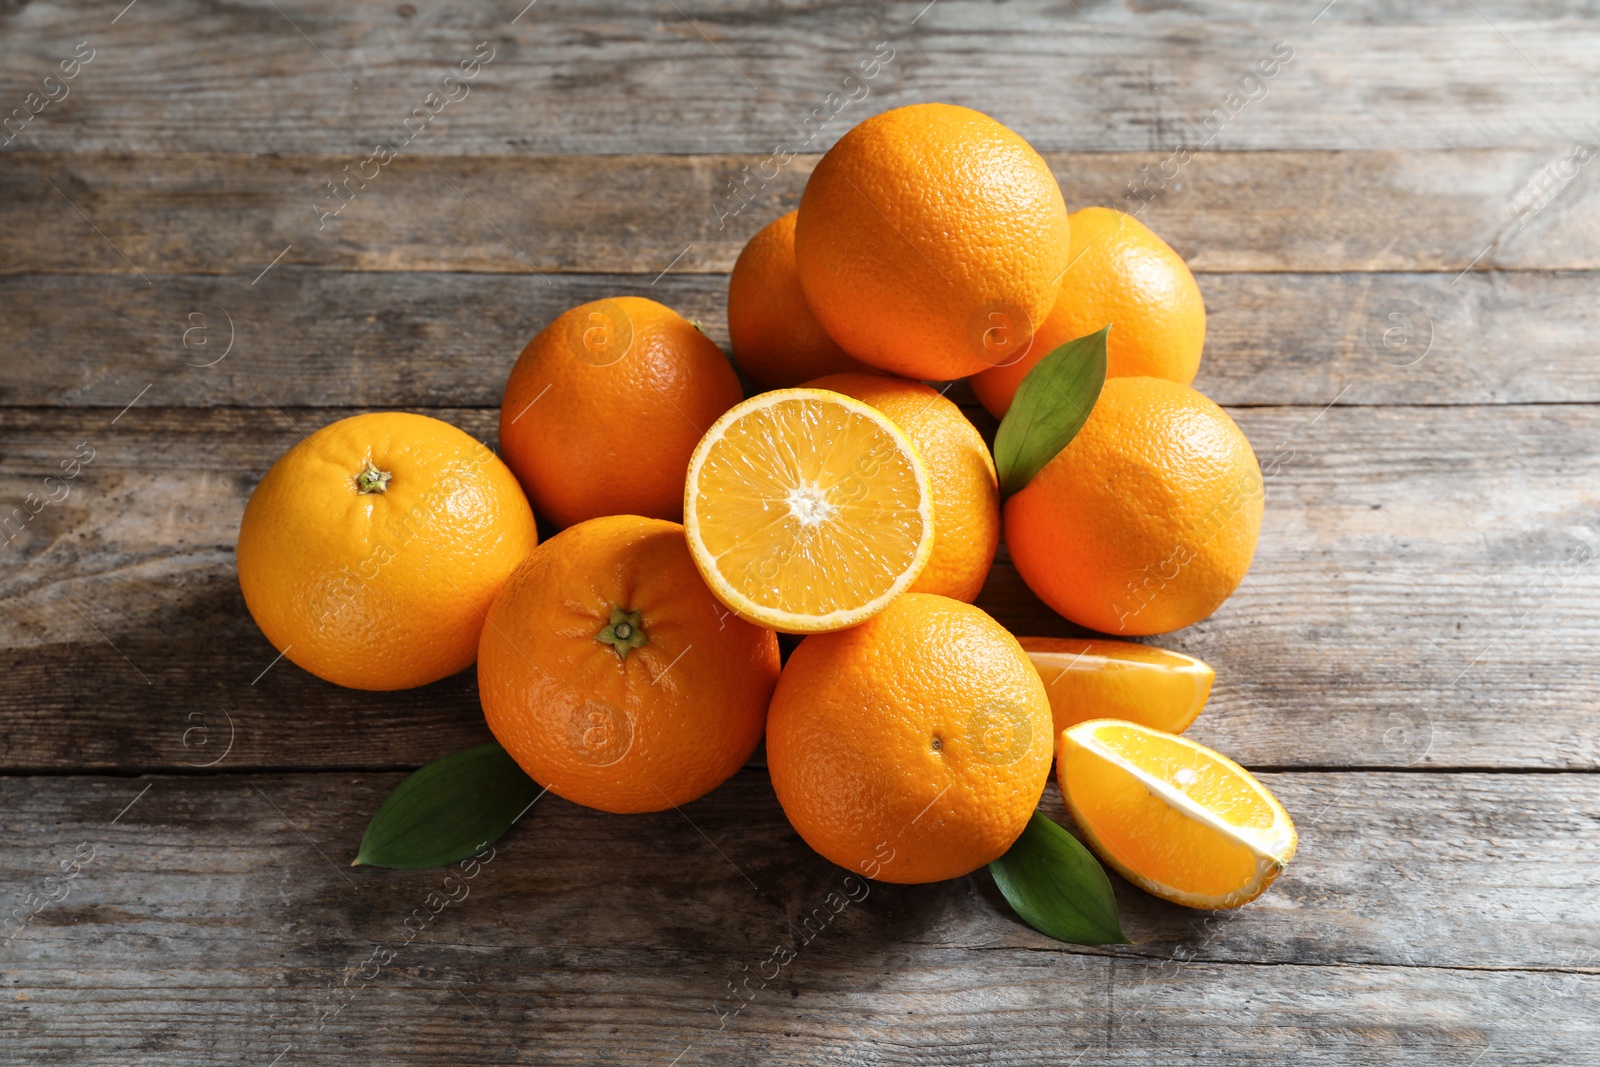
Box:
[1058,720,1296,909]
[683,388,934,633]
[1020,637,1213,736]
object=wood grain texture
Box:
[4,149,1600,277]
[3,267,1596,410]
[4,0,1599,1055]
[1,0,1597,154]
[2,403,1597,773]
[2,771,1597,1066]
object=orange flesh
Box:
[690,394,929,619]
[1060,720,1295,907]
[1022,637,1212,735]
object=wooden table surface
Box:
[3,1,1599,1063]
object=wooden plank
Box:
[1,0,1596,154]
[1,403,1597,772]
[0,273,724,411]
[1,771,1597,1065]
[1,0,1591,1054]
[3,268,1596,410]
[4,149,1599,276]
[10,961,1596,1067]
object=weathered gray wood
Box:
[1,771,1597,1065]
[2,268,1595,410]
[16,955,1595,1067]
[4,149,1599,277]
[2,0,1597,1058]
[1,0,1597,154]
[1,403,1597,772]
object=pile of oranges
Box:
[238,103,1294,916]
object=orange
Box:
[499,296,744,528]
[1004,377,1262,636]
[794,103,1071,381]
[727,211,870,388]
[766,594,1054,884]
[972,207,1207,418]
[1020,637,1213,736]
[1059,720,1296,909]
[806,372,999,602]
[478,515,779,814]
[237,411,538,691]
[683,388,934,633]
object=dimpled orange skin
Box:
[236,411,538,691]
[1005,377,1262,637]
[728,212,871,389]
[499,296,745,528]
[794,103,1072,381]
[806,372,999,603]
[766,594,1054,884]
[973,207,1207,418]
[478,516,779,814]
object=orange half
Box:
[683,388,934,633]
[1059,719,1296,909]
[1021,637,1213,736]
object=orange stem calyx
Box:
[355,460,392,495]
[595,607,648,659]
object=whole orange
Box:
[728,211,870,388]
[237,411,538,691]
[794,103,1071,381]
[1004,377,1262,636]
[478,515,780,814]
[766,593,1053,884]
[806,372,999,602]
[499,296,744,528]
[973,207,1206,418]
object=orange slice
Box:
[1058,720,1296,909]
[1021,637,1213,736]
[683,388,934,633]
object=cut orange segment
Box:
[1058,720,1297,910]
[683,388,934,633]
[1021,637,1213,736]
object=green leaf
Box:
[992,327,1109,496]
[988,810,1130,945]
[354,743,540,869]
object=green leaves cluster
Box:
[351,325,1119,949]
[992,326,1109,497]
[356,744,1127,946]
[985,330,1123,940]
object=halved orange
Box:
[1059,720,1297,909]
[1021,637,1213,736]
[683,388,934,633]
